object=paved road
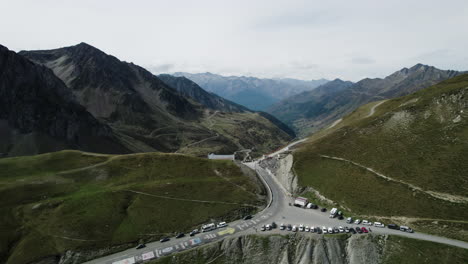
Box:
[86,140,468,264]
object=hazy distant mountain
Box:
[268,79,354,130]
[158,74,248,112]
[0,44,129,156]
[20,43,294,155]
[268,64,462,135]
[173,72,328,110]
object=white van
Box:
[217,222,227,228]
[201,223,216,232]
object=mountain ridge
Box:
[0,44,129,156]
[19,43,294,156]
[268,64,462,135]
[173,72,329,110]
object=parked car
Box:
[266,224,272,230]
[261,225,266,231]
[387,224,399,230]
[354,219,361,224]
[328,227,334,234]
[400,226,414,233]
[321,208,327,212]
[299,224,304,232]
[305,226,310,232]
[243,215,252,220]
[280,223,286,230]
[217,222,227,228]
[287,224,292,231]
[349,228,356,234]
[310,226,315,233]
[317,228,322,234]
[356,227,362,234]
[271,222,277,229]
[338,215,344,220]
[346,217,353,224]
[322,226,328,234]
[136,244,146,249]
[176,233,185,238]
[374,222,385,228]
[362,220,372,226]
[339,226,345,233]
[362,227,368,233]
[160,237,170,242]
[334,227,340,233]
[292,225,298,232]
[345,226,350,233]
[189,229,199,236]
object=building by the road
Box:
[294,197,309,207]
[208,153,235,161]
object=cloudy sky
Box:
[1,0,467,81]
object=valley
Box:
[1,2,468,262]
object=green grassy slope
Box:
[177,111,293,157]
[294,74,468,240]
[382,236,468,264]
[0,150,264,264]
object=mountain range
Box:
[172,72,328,111]
[268,64,462,135]
[0,44,129,156]
[0,43,294,157]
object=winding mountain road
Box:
[86,139,468,264]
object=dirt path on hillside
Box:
[327,118,342,129]
[122,189,258,207]
[366,100,387,117]
[320,155,468,204]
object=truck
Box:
[294,197,309,207]
[329,208,338,218]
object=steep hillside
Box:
[20,43,206,153]
[293,74,468,240]
[158,74,248,112]
[20,43,294,156]
[269,64,461,135]
[173,72,328,110]
[0,45,129,157]
[0,151,265,264]
[150,234,468,264]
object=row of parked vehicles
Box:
[296,202,414,234]
[146,221,228,247]
[328,208,414,233]
[277,223,368,234]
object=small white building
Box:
[208,153,235,161]
[294,197,309,207]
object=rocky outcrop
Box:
[151,234,386,264]
[259,154,299,194]
[0,44,129,156]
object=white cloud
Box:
[1,0,467,81]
